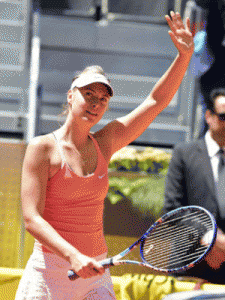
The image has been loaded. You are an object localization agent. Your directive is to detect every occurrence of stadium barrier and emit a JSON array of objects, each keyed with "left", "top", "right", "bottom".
[{"left": 1, "top": 268, "right": 225, "bottom": 300}]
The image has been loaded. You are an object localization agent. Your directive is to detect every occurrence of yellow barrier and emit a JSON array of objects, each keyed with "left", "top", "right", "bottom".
[
  {"left": 0, "top": 142, "right": 25, "bottom": 268},
  {"left": 1, "top": 268, "right": 225, "bottom": 300},
  {"left": 0, "top": 268, "right": 23, "bottom": 300},
  {"left": 0, "top": 141, "right": 34, "bottom": 269},
  {"left": 112, "top": 274, "right": 225, "bottom": 300}
]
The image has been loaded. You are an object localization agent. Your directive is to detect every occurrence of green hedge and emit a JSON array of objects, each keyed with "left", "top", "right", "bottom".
[
  {"left": 104, "top": 147, "right": 171, "bottom": 236},
  {"left": 109, "top": 146, "right": 171, "bottom": 175}
]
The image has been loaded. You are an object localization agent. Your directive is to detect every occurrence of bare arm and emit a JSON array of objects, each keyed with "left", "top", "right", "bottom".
[
  {"left": 100, "top": 12, "right": 194, "bottom": 156},
  {"left": 21, "top": 136, "right": 104, "bottom": 278}
]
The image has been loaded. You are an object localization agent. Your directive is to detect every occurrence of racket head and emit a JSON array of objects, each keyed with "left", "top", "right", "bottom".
[{"left": 140, "top": 206, "right": 217, "bottom": 274}]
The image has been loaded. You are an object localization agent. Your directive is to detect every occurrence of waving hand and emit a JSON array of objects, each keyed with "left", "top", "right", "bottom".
[{"left": 165, "top": 11, "right": 194, "bottom": 56}]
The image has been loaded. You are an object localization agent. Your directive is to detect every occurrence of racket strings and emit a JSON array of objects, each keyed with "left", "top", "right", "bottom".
[
  {"left": 149, "top": 230, "right": 201, "bottom": 250},
  {"left": 149, "top": 211, "right": 211, "bottom": 231},
  {"left": 144, "top": 230, "right": 209, "bottom": 259},
  {"left": 148, "top": 221, "right": 212, "bottom": 247},
  {"left": 143, "top": 238, "right": 208, "bottom": 269},
  {"left": 142, "top": 210, "right": 214, "bottom": 270},
  {"left": 146, "top": 214, "right": 211, "bottom": 244},
  {"left": 145, "top": 213, "right": 212, "bottom": 248},
  {"left": 144, "top": 244, "right": 208, "bottom": 269},
  {"left": 149, "top": 218, "right": 212, "bottom": 240}
]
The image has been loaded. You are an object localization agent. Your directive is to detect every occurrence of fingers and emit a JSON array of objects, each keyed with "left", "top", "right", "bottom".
[
  {"left": 167, "top": 30, "right": 177, "bottom": 47},
  {"left": 165, "top": 12, "right": 184, "bottom": 32},
  {"left": 165, "top": 11, "right": 194, "bottom": 55},
  {"left": 205, "top": 244, "right": 225, "bottom": 270},
  {"left": 165, "top": 11, "right": 191, "bottom": 34},
  {"left": 165, "top": 12, "right": 183, "bottom": 45},
  {"left": 173, "top": 12, "right": 185, "bottom": 30},
  {"left": 76, "top": 261, "right": 105, "bottom": 279},
  {"left": 205, "top": 251, "right": 224, "bottom": 269},
  {"left": 186, "top": 17, "right": 191, "bottom": 32}
]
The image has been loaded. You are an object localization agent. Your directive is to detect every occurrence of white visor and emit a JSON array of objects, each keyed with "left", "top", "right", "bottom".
[{"left": 70, "top": 73, "right": 113, "bottom": 96}]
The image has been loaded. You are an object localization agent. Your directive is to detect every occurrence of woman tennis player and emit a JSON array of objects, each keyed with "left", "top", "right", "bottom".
[{"left": 15, "top": 12, "right": 194, "bottom": 300}]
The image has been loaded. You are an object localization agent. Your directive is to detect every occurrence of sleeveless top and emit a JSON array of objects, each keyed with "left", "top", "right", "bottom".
[{"left": 34, "top": 133, "right": 109, "bottom": 257}]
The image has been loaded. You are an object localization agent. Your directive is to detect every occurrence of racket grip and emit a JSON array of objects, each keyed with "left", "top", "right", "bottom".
[
  {"left": 68, "top": 269, "right": 79, "bottom": 280},
  {"left": 68, "top": 259, "right": 113, "bottom": 281}
]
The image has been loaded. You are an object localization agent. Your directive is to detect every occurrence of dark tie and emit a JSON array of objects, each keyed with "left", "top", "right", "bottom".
[{"left": 217, "top": 149, "right": 225, "bottom": 219}]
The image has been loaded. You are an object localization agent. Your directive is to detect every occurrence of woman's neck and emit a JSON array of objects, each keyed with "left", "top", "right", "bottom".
[{"left": 58, "top": 119, "right": 91, "bottom": 149}]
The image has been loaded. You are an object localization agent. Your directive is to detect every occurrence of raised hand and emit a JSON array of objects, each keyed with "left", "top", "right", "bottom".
[{"left": 165, "top": 11, "right": 194, "bottom": 57}]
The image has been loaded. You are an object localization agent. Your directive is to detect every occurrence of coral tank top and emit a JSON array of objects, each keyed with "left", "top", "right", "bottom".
[{"left": 34, "top": 133, "right": 109, "bottom": 257}]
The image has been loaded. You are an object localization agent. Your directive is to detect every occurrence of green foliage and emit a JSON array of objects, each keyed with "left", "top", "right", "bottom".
[
  {"left": 130, "top": 175, "right": 166, "bottom": 218},
  {"left": 105, "top": 175, "right": 166, "bottom": 236},
  {"left": 108, "top": 175, "right": 166, "bottom": 219},
  {"left": 109, "top": 146, "right": 171, "bottom": 175},
  {"left": 108, "top": 177, "right": 150, "bottom": 204},
  {"left": 107, "top": 146, "right": 171, "bottom": 224}
]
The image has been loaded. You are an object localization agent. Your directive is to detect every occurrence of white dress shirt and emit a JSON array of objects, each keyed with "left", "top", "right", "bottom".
[{"left": 205, "top": 131, "right": 222, "bottom": 183}]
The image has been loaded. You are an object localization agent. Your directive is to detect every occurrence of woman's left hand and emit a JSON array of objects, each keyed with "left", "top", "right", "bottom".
[
  {"left": 165, "top": 11, "right": 194, "bottom": 57},
  {"left": 204, "top": 231, "right": 225, "bottom": 270}
]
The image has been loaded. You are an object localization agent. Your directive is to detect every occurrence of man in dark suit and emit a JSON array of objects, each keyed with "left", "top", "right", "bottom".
[{"left": 163, "top": 88, "right": 225, "bottom": 284}]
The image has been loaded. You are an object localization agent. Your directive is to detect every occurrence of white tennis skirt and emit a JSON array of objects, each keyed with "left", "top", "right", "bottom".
[{"left": 15, "top": 247, "right": 116, "bottom": 300}]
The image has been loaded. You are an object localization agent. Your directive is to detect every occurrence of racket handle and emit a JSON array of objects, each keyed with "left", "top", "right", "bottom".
[
  {"left": 68, "top": 269, "right": 79, "bottom": 280},
  {"left": 68, "top": 259, "right": 113, "bottom": 281}
]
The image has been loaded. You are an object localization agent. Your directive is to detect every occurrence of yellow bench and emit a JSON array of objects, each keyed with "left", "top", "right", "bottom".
[{"left": 1, "top": 268, "right": 225, "bottom": 300}]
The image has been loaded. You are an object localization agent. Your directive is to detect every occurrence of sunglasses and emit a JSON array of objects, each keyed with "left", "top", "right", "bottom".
[{"left": 213, "top": 112, "right": 225, "bottom": 121}]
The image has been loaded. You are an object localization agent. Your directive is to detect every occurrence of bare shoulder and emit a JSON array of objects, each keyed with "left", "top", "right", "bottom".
[
  {"left": 25, "top": 133, "right": 55, "bottom": 163},
  {"left": 93, "top": 121, "right": 118, "bottom": 162}
]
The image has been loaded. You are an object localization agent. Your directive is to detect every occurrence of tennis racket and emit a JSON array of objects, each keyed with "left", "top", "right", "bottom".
[{"left": 68, "top": 206, "right": 217, "bottom": 280}]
